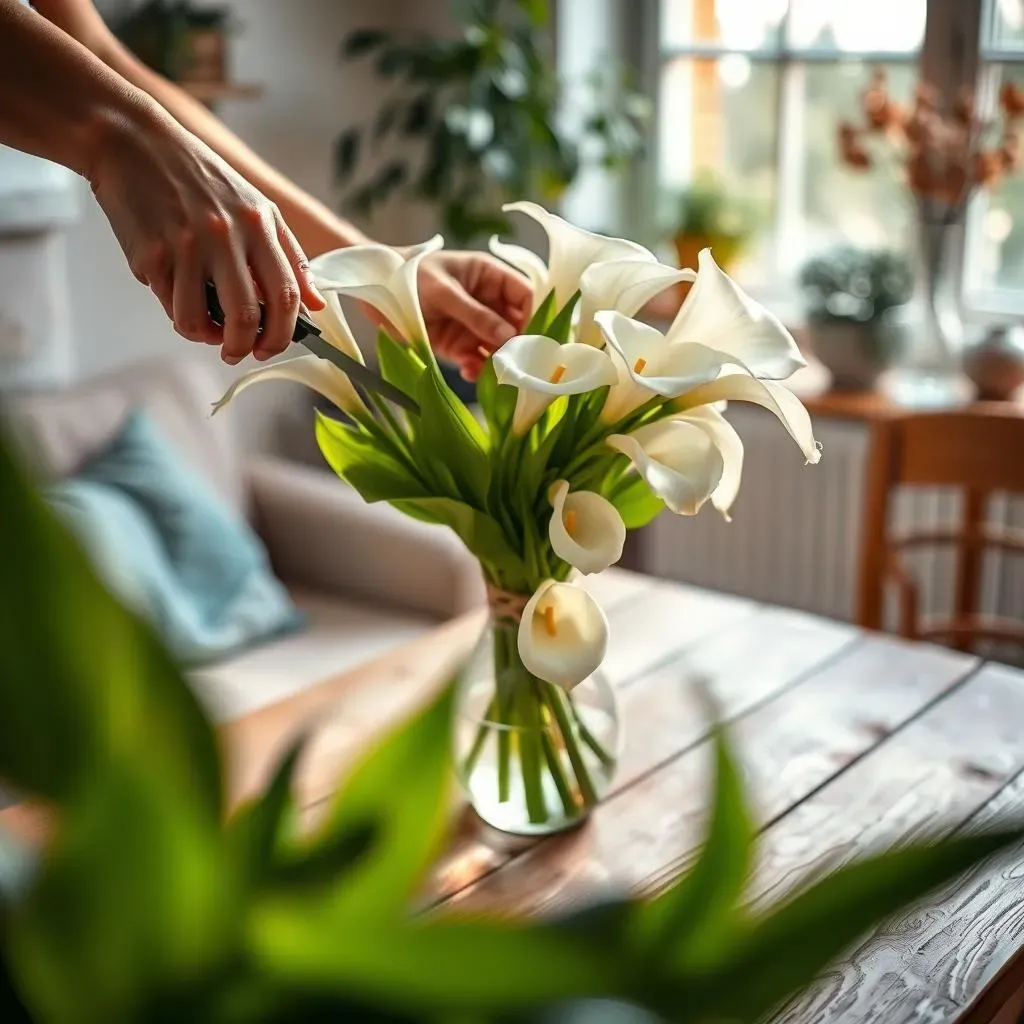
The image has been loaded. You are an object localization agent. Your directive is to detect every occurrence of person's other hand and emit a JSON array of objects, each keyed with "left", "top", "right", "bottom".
[
  {"left": 88, "top": 107, "right": 324, "bottom": 363},
  {"left": 417, "top": 251, "right": 533, "bottom": 381}
]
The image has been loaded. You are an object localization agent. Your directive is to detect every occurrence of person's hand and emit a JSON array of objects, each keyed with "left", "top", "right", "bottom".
[
  {"left": 88, "top": 105, "right": 324, "bottom": 364},
  {"left": 417, "top": 251, "right": 533, "bottom": 381}
]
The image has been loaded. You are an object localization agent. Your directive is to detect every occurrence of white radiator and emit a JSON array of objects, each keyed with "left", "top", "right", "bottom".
[{"left": 644, "top": 406, "right": 1024, "bottom": 662}]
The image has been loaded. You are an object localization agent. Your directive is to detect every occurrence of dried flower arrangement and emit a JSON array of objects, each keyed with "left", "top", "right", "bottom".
[{"left": 839, "top": 69, "right": 1024, "bottom": 218}]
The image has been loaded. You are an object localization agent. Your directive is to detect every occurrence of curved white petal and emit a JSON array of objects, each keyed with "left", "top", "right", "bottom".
[
  {"left": 488, "top": 235, "right": 549, "bottom": 309},
  {"left": 308, "top": 293, "right": 363, "bottom": 363},
  {"left": 577, "top": 259, "right": 693, "bottom": 347},
  {"left": 310, "top": 243, "right": 402, "bottom": 290},
  {"left": 666, "top": 249, "right": 805, "bottom": 380},
  {"left": 596, "top": 311, "right": 730, "bottom": 423},
  {"left": 679, "top": 373, "right": 822, "bottom": 465},
  {"left": 547, "top": 479, "right": 626, "bottom": 575},
  {"left": 493, "top": 334, "right": 618, "bottom": 432},
  {"left": 211, "top": 354, "right": 365, "bottom": 418},
  {"left": 394, "top": 234, "right": 444, "bottom": 342},
  {"left": 503, "top": 200, "right": 653, "bottom": 308},
  {"left": 673, "top": 406, "right": 744, "bottom": 519},
  {"left": 607, "top": 419, "right": 724, "bottom": 516},
  {"left": 517, "top": 579, "right": 609, "bottom": 691}
]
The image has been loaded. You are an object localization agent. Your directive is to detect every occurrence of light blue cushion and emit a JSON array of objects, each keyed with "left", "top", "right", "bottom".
[{"left": 45, "top": 408, "right": 303, "bottom": 667}]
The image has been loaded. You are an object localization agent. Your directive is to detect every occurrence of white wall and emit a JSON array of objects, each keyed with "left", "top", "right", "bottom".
[{"left": 67, "top": 0, "right": 448, "bottom": 454}]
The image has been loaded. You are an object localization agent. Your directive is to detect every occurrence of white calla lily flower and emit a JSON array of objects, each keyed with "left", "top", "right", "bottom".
[
  {"left": 517, "top": 579, "right": 609, "bottom": 690},
  {"left": 671, "top": 406, "right": 744, "bottom": 520},
  {"left": 595, "top": 311, "right": 727, "bottom": 423},
  {"left": 547, "top": 479, "right": 626, "bottom": 575},
  {"left": 487, "top": 236, "right": 549, "bottom": 311},
  {"left": 667, "top": 248, "right": 804, "bottom": 380},
  {"left": 577, "top": 259, "right": 693, "bottom": 348},
  {"left": 492, "top": 334, "right": 618, "bottom": 434},
  {"left": 607, "top": 419, "right": 725, "bottom": 516},
  {"left": 310, "top": 235, "right": 443, "bottom": 345},
  {"left": 307, "top": 292, "right": 363, "bottom": 363},
  {"left": 211, "top": 354, "right": 365, "bottom": 419},
  {"left": 675, "top": 372, "right": 822, "bottom": 466},
  {"left": 497, "top": 201, "right": 652, "bottom": 309}
]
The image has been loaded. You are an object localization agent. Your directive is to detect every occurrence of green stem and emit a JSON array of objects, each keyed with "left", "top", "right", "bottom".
[
  {"left": 517, "top": 681, "right": 547, "bottom": 824},
  {"left": 535, "top": 680, "right": 578, "bottom": 817},
  {"left": 460, "top": 695, "right": 495, "bottom": 782},
  {"left": 540, "top": 683, "right": 599, "bottom": 808},
  {"left": 496, "top": 628, "right": 512, "bottom": 804},
  {"left": 576, "top": 713, "right": 615, "bottom": 770}
]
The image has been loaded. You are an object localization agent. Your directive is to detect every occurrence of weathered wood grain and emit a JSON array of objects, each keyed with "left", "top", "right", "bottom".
[
  {"left": 441, "top": 634, "right": 978, "bottom": 917},
  {"left": 753, "top": 663, "right": 1024, "bottom": 1024}
]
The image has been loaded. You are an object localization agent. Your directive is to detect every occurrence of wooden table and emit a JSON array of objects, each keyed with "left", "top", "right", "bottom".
[{"left": 5, "top": 568, "right": 1024, "bottom": 1023}]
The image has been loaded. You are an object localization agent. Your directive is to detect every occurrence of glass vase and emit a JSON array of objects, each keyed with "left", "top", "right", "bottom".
[
  {"left": 452, "top": 600, "right": 621, "bottom": 837},
  {"left": 886, "top": 198, "right": 971, "bottom": 408}
]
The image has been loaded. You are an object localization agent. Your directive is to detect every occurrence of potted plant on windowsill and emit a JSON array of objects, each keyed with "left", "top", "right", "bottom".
[
  {"left": 799, "top": 245, "right": 914, "bottom": 392},
  {"left": 670, "top": 173, "right": 754, "bottom": 295}
]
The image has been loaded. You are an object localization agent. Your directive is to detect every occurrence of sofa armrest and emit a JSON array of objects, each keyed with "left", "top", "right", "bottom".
[{"left": 245, "top": 456, "right": 485, "bottom": 619}]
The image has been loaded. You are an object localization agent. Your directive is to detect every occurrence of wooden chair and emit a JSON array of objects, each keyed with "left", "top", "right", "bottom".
[{"left": 856, "top": 404, "right": 1024, "bottom": 652}]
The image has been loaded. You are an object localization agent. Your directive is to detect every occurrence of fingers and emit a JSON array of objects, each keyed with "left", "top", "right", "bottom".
[
  {"left": 274, "top": 210, "right": 324, "bottom": 311},
  {"left": 171, "top": 230, "right": 220, "bottom": 345},
  {"left": 211, "top": 242, "right": 261, "bottom": 365},
  {"left": 248, "top": 220, "right": 300, "bottom": 362},
  {"left": 434, "top": 279, "right": 518, "bottom": 353}
]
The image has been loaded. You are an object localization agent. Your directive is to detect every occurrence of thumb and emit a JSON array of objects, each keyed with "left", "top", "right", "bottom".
[{"left": 436, "top": 282, "right": 518, "bottom": 348}]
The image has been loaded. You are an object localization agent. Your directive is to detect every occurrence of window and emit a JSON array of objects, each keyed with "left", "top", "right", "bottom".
[{"left": 648, "top": 0, "right": 1024, "bottom": 316}]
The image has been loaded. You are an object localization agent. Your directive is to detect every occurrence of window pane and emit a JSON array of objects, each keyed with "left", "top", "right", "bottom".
[
  {"left": 988, "top": 0, "right": 1024, "bottom": 50},
  {"left": 969, "top": 63, "right": 1024, "bottom": 292},
  {"left": 801, "top": 62, "right": 917, "bottom": 253},
  {"left": 657, "top": 57, "right": 778, "bottom": 286},
  {"left": 787, "top": 0, "right": 925, "bottom": 52},
  {"left": 660, "top": 0, "right": 784, "bottom": 51}
]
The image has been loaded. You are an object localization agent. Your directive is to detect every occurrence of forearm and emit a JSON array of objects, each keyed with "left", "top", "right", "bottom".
[
  {"left": 0, "top": 0, "right": 160, "bottom": 180},
  {"left": 89, "top": 25, "right": 371, "bottom": 255}
]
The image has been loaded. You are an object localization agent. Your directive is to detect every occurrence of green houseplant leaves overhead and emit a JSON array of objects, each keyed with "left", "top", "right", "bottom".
[
  {"left": 0, "top": 423, "right": 1023, "bottom": 1023},
  {"left": 334, "top": 0, "right": 650, "bottom": 245}
]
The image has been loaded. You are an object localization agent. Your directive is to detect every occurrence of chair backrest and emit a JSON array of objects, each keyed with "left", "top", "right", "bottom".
[
  {"left": 856, "top": 404, "right": 1024, "bottom": 652},
  {"left": 1, "top": 355, "right": 247, "bottom": 513}
]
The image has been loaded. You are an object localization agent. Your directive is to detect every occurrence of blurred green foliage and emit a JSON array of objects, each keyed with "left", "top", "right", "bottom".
[
  {"left": 0, "top": 419, "right": 1021, "bottom": 1023},
  {"left": 799, "top": 245, "right": 915, "bottom": 324},
  {"left": 671, "top": 172, "right": 758, "bottom": 242},
  {"left": 334, "top": 0, "right": 650, "bottom": 245}
]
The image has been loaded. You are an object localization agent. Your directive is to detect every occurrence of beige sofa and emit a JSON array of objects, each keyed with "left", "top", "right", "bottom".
[{"left": 3, "top": 356, "right": 484, "bottom": 723}]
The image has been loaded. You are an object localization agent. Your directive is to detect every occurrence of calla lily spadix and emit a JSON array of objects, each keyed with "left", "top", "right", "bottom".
[
  {"left": 547, "top": 479, "right": 626, "bottom": 575},
  {"left": 607, "top": 419, "right": 725, "bottom": 517},
  {"left": 490, "top": 201, "right": 655, "bottom": 311},
  {"left": 211, "top": 353, "right": 366, "bottom": 419},
  {"left": 517, "top": 579, "right": 609, "bottom": 691},
  {"left": 310, "top": 235, "right": 443, "bottom": 346},
  {"left": 595, "top": 311, "right": 730, "bottom": 423},
  {"left": 492, "top": 334, "right": 618, "bottom": 435},
  {"left": 577, "top": 259, "right": 693, "bottom": 348}
]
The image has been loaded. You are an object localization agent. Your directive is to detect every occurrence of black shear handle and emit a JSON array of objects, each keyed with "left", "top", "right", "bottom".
[{"left": 204, "top": 281, "right": 319, "bottom": 342}]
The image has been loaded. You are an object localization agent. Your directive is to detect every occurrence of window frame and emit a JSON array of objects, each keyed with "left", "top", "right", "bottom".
[{"left": 631, "top": 0, "right": 1024, "bottom": 323}]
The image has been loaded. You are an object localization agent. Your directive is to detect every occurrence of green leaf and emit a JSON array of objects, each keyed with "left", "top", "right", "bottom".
[
  {"left": 334, "top": 129, "right": 360, "bottom": 183},
  {"left": 391, "top": 497, "right": 526, "bottom": 586},
  {"left": 636, "top": 708, "right": 754, "bottom": 968},
  {"left": 268, "top": 820, "right": 378, "bottom": 894},
  {"left": 0, "top": 434, "right": 222, "bottom": 818},
  {"left": 315, "top": 413, "right": 426, "bottom": 503},
  {"left": 402, "top": 93, "right": 433, "bottom": 136},
  {"left": 416, "top": 370, "right": 491, "bottom": 506},
  {"left": 8, "top": 760, "right": 234, "bottom": 1024},
  {"left": 547, "top": 289, "right": 580, "bottom": 343},
  {"left": 475, "top": 356, "right": 517, "bottom": 438},
  {"left": 607, "top": 472, "right": 665, "bottom": 530},
  {"left": 372, "top": 98, "right": 402, "bottom": 144},
  {"left": 689, "top": 826, "right": 1024, "bottom": 1022},
  {"left": 341, "top": 29, "right": 389, "bottom": 59},
  {"left": 375, "top": 331, "right": 425, "bottom": 403},
  {"left": 299, "top": 684, "right": 457, "bottom": 919},
  {"left": 250, "top": 914, "right": 623, "bottom": 1015},
  {"left": 524, "top": 289, "right": 555, "bottom": 335}
]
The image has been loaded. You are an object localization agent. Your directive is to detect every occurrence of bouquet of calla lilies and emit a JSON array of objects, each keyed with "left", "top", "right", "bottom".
[{"left": 215, "top": 201, "right": 820, "bottom": 830}]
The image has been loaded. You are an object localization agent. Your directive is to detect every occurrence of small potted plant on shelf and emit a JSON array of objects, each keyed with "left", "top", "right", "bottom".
[
  {"left": 799, "top": 245, "right": 914, "bottom": 391},
  {"left": 671, "top": 172, "right": 755, "bottom": 289}
]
